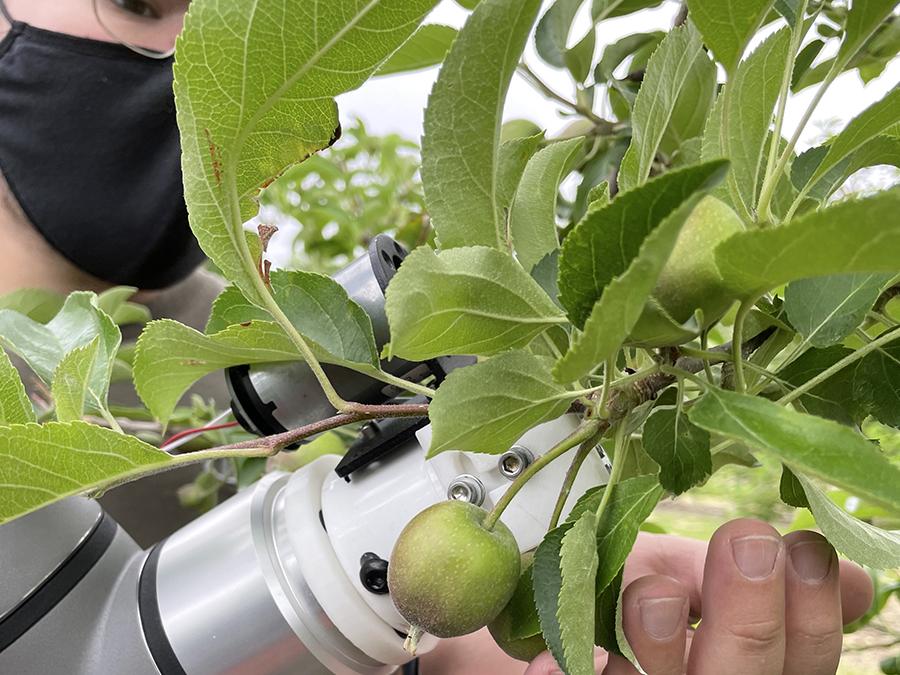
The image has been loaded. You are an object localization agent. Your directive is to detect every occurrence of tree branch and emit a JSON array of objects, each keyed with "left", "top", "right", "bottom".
[
  {"left": 604, "top": 327, "right": 776, "bottom": 426},
  {"left": 517, "top": 62, "right": 615, "bottom": 129},
  {"left": 208, "top": 402, "right": 429, "bottom": 453}
]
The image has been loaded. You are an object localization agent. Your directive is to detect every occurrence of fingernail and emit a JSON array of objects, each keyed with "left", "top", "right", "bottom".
[
  {"left": 789, "top": 539, "right": 833, "bottom": 583},
  {"left": 731, "top": 535, "right": 781, "bottom": 579},
  {"left": 639, "top": 596, "right": 686, "bottom": 640}
]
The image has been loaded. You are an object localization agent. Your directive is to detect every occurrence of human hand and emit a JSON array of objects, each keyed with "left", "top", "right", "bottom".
[{"left": 525, "top": 518, "right": 874, "bottom": 675}]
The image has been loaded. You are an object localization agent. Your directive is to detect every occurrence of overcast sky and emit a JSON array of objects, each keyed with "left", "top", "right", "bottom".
[{"left": 337, "top": 0, "right": 900, "bottom": 152}]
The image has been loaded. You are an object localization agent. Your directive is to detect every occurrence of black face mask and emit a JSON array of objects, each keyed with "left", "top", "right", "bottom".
[{"left": 0, "top": 5, "right": 204, "bottom": 289}]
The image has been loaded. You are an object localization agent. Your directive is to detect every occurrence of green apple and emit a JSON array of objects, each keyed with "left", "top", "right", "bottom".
[
  {"left": 388, "top": 500, "right": 520, "bottom": 638},
  {"left": 500, "top": 119, "right": 542, "bottom": 144},
  {"left": 488, "top": 552, "right": 547, "bottom": 662},
  {"left": 652, "top": 195, "right": 745, "bottom": 325}
]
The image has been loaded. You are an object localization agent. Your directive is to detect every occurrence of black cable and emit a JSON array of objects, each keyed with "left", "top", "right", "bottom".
[{"left": 402, "top": 657, "right": 420, "bottom": 675}]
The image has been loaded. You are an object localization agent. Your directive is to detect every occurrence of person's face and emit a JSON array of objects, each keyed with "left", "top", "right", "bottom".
[{"left": 4, "top": 0, "right": 188, "bottom": 57}]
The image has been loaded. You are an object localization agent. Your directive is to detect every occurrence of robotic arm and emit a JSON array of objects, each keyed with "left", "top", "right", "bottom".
[{"left": 0, "top": 237, "right": 610, "bottom": 675}]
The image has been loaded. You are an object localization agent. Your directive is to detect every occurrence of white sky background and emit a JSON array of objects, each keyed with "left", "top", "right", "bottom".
[{"left": 337, "top": 0, "right": 900, "bottom": 152}]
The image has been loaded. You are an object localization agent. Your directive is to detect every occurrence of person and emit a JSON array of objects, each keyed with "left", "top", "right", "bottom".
[
  {"left": 0, "top": 2, "right": 875, "bottom": 673},
  {"left": 0, "top": 0, "right": 226, "bottom": 545},
  {"left": 420, "top": 519, "right": 875, "bottom": 674}
]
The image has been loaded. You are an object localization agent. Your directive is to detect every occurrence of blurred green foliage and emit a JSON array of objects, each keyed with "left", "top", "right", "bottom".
[{"left": 259, "top": 119, "right": 429, "bottom": 274}]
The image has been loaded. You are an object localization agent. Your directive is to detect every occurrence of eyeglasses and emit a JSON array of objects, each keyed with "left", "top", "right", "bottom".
[{"left": 92, "top": 0, "right": 189, "bottom": 59}]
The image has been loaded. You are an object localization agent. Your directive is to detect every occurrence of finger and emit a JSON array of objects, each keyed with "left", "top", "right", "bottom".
[
  {"left": 838, "top": 559, "right": 875, "bottom": 625},
  {"left": 620, "top": 575, "right": 689, "bottom": 675},
  {"left": 602, "top": 654, "right": 640, "bottom": 674},
  {"left": 687, "top": 519, "right": 786, "bottom": 675},
  {"left": 419, "top": 627, "right": 524, "bottom": 674},
  {"left": 624, "top": 532, "right": 706, "bottom": 618},
  {"left": 523, "top": 651, "right": 558, "bottom": 675},
  {"left": 523, "top": 649, "right": 609, "bottom": 674},
  {"left": 781, "top": 531, "right": 842, "bottom": 675}
]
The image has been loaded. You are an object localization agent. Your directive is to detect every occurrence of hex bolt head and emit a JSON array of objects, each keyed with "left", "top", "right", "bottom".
[
  {"left": 359, "top": 552, "right": 390, "bottom": 594},
  {"left": 447, "top": 474, "right": 486, "bottom": 506},
  {"left": 498, "top": 445, "right": 534, "bottom": 480}
]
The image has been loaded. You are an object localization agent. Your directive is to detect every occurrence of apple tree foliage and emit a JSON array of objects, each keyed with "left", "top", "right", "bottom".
[{"left": 1, "top": 0, "right": 899, "bottom": 671}]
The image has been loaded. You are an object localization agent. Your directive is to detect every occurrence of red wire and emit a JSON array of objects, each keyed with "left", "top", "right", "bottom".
[{"left": 160, "top": 421, "right": 239, "bottom": 449}]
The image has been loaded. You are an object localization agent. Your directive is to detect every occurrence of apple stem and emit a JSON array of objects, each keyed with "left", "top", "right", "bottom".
[{"left": 403, "top": 625, "right": 424, "bottom": 655}]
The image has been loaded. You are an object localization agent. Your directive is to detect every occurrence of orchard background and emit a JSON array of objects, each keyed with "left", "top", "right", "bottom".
[{"left": 0, "top": 0, "right": 898, "bottom": 673}]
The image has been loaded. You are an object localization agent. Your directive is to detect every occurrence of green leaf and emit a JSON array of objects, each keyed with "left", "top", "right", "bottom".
[
  {"left": 0, "top": 421, "right": 173, "bottom": 524},
  {"left": 592, "top": 0, "right": 665, "bottom": 20},
  {"left": 627, "top": 298, "right": 701, "bottom": 348},
  {"left": 804, "top": 87, "right": 900, "bottom": 192},
  {"left": 618, "top": 24, "right": 706, "bottom": 191},
  {"left": 134, "top": 319, "right": 301, "bottom": 423},
  {"left": 427, "top": 351, "right": 577, "bottom": 456},
  {"left": 531, "top": 251, "right": 563, "bottom": 308},
  {"left": 497, "top": 133, "right": 545, "bottom": 214},
  {"left": 510, "top": 138, "right": 583, "bottom": 272},
  {"left": 785, "top": 273, "right": 892, "bottom": 348},
  {"left": 385, "top": 246, "right": 566, "bottom": 361},
  {"left": 594, "top": 32, "right": 664, "bottom": 82},
  {"left": 507, "top": 555, "right": 543, "bottom": 641},
  {"left": 0, "top": 312, "right": 61, "bottom": 383},
  {"left": 779, "top": 465, "right": 809, "bottom": 507},
  {"left": 777, "top": 346, "right": 864, "bottom": 425},
  {"left": 536, "top": 0, "right": 584, "bottom": 68},
  {"left": 51, "top": 339, "right": 100, "bottom": 423},
  {"left": 558, "top": 510, "right": 600, "bottom": 675},
  {"left": 594, "top": 569, "right": 623, "bottom": 653},
  {"left": 837, "top": 0, "right": 897, "bottom": 67},
  {"left": 558, "top": 160, "right": 729, "bottom": 328},
  {"left": 686, "top": 0, "right": 776, "bottom": 75},
  {"left": 96, "top": 286, "right": 136, "bottom": 315},
  {"left": 204, "top": 270, "right": 378, "bottom": 367},
  {"left": 421, "top": 0, "right": 542, "bottom": 249},
  {"left": 206, "top": 285, "right": 270, "bottom": 334},
  {"left": 376, "top": 24, "right": 458, "bottom": 76},
  {"left": 581, "top": 475, "right": 664, "bottom": 592},
  {"left": 718, "top": 28, "right": 792, "bottom": 221},
  {"left": 643, "top": 402, "right": 711, "bottom": 495},
  {"left": 0, "top": 288, "right": 64, "bottom": 323},
  {"left": 855, "top": 336, "right": 900, "bottom": 428},
  {"left": 96, "top": 286, "right": 152, "bottom": 326},
  {"left": 0, "top": 293, "right": 121, "bottom": 413},
  {"left": 659, "top": 43, "right": 717, "bottom": 157},
  {"left": 267, "top": 271, "right": 379, "bottom": 367},
  {"left": 791, "top": 39, "right": 825, "bottom": 90},
  {"left": 688, "top": 388, "right": 900, "bottom": 512},
  {"left": 797, "top": 474, "right": 900, "bottom": 569},
  {"left": 715, "top": 189, "right": 900, "bottom": 295},
  {"left": 565, "top": 28, "right": 597, "bottom": 82},
  {"left": 774, "top": 0, "right": 800, "bottom": 26},
  {"left": 0, "top": 349, "right": 34, "bottom": 425},
  {"left": 792, "top": 134, "right": 900, "bottom": 203},
  {"left": 534, "top": 523, "right": 573, "bottom": 672},
  {"left": 174, "top": 0, "right": 437, "bottom": 306}
]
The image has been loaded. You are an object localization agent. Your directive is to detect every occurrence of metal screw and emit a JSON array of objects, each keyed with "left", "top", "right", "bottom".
[
  {"left": 447, "top": 474, "right": 485, "bottom": 506},
  {"left": 360, "top": 422, "right": 380, "bottom": 440},
  {"left": 359, "top": 552, "right": 389, "bottom": 594},
  {"left": 498, "top": 445, "right": 534, "bottom": 480}
]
